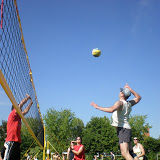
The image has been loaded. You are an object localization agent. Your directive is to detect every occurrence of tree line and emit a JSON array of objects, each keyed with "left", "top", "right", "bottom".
[{"left": 0, "top": 107, "right": 160, "bottom": 159}]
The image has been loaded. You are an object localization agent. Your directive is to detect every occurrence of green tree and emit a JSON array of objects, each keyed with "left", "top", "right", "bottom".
[
  {"left": 143, "top": 136, "right": 160, "bottom": 159},
  {"left": 129, "top": 114, "right": 160, "bottom": 159},
  {"left": 43, "top": 108, "right": 84, "bottom": 154},
  {"left": 21, "top": 122, "right": 38, "bottom": 159},
  {"left": 129, "top": 115, "right": 151, "bottom": 141},
  {"left": 83, "top": 116, "right": 119, "bottom": 158},
  {"left": 20, "top": 117, "right": 44, "bottom": 159},
  {"left": 0, "top": 120, "right": 7, "bottom": 147}
]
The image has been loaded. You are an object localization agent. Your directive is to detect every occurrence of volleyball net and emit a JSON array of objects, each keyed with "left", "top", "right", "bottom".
[{"left": 0, "top": 0, "right": 44, "bottom": 148}]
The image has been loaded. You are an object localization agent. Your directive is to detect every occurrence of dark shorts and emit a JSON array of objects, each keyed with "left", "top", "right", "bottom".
[
  {"left": 70, "top": 150, "right": 74, "bottom": 160},
  {"left": 4, "top": 141, "right": 20, "bottom": 160},
  {"left": 1, "top": 146, "right": 6, "bottom": 159},
  {"left": 117, "top": 127, "right": 132, "bottom": 144}
]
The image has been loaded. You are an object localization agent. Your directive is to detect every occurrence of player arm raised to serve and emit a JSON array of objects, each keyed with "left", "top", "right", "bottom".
[
  {"left": 90, "top": 101, "right": 123, "bottom": 113},
  {"left": 71, "top": 145, "right": 84, "bottom": 156},
  {"left": 124, "top": 83, "right": 141, "bottom": 106}
]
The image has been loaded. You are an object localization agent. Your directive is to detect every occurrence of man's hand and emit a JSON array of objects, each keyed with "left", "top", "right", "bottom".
[
  {"left": 70, "top": 145, "right": 74, "bottom": 150},
  {"left": 124, "top": 83, "right": 131, "bottom": 91},
  {"left": 90, "top": 102, "right": 99, "bottom": 109},
  {"left": 26, "top": 93, "right": 31, "bottom": 100},
  {"left": 18, "top": 93, "right": 32, "bottom": 110},
  {"left": 125, "top": 83, "right": 141, "bottom": 105}
]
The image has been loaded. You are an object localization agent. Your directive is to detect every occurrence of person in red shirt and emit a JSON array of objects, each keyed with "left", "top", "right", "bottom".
[
  {"left": 70, "top": 137, "right": 85, "bottom": 160},
  {"left": 4, "top": 93, "right": 33, "bottom": 160}
]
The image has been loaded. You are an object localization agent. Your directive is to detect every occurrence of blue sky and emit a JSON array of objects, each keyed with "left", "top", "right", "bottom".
[{"left": 0, "top": 0, "right": 160, "bottom": 139}]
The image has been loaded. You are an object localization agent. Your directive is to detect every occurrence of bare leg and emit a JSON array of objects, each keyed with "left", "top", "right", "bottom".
[
  {"left": 120, "top": 142, "right": 134, "bottom": 160},
  {"left": 129, "top": 141, "right": 139, "bottom": 160}
]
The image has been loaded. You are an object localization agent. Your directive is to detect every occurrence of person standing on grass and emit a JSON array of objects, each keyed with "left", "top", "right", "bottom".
[
  {"left": 70, "top": 137, "right": 85, "bottom": 160},
  {"left": 4, "top": 94, "right": 33, "bottom": 160}
]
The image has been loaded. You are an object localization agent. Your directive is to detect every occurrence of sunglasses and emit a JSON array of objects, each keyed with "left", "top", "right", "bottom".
[
  {"left": 133, "top": 138, "right": 138, "bottom": 140},
  {"left": 120, "top": 88, "right": 124, "bottom": 93}
]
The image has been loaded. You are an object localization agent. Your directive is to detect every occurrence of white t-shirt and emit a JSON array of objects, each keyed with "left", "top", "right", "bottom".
[
  {"left": 27, "top": 155, "right": 31, "bottom": 160},
  {"left": 133, "top": 143, "right": 144, "bottom": 160},
  {"left": 111, "top": 100, "right": 132, "bottom": 129}
]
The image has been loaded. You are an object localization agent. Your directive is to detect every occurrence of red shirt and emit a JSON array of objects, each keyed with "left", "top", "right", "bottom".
[
  {"left": 74, "top": 144, "right": 85, "bottom": 160},
  {"left": 6, "top": 109, "right": 22, "bottom": 143}
]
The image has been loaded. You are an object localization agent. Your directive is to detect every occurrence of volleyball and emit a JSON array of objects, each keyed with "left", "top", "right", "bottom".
[{"left": 92, "top": 48, "right": 101, "bottom": 57}]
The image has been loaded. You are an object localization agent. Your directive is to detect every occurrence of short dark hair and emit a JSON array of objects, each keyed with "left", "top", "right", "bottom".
[
  {"left": 77, "top": 136, "right": 82, "bottom": 143},
  {"left": 11, "top": 105, "right": 14, "bottom": 111},
  {"left": 11, "top": 103, "right": 20, "bottom": 111}
]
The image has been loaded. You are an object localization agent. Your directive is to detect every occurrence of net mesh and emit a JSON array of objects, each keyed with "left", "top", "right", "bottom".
[{"left": 0, "top": 0, "right": 44, "bottom": 147}]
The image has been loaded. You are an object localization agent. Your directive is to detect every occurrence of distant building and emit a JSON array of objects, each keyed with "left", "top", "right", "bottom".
[{"left": 144, "top": 128, "right": 150, "bottom": 137}]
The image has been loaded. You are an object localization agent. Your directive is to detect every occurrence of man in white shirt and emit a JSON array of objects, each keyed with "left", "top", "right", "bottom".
[{"left": 90, "top": 84, "right": 141, "bottom": 160}]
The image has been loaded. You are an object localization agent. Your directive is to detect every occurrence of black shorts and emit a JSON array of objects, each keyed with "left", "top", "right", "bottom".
[
  {"left": 1, "top": 146, "right": 6, "bottom": 159},
  {"left": 4, "top": 141, "right": 20, "bottom": 160},
  {"left": 117, "top": 127, "right": 132, "bottom": 144}
]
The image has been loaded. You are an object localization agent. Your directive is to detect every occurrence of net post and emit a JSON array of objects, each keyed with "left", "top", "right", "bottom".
[
  {"left": 43, "top": 126, "right": 46, "bottom": 160},
  {"left": 47, "top": 141, "right": 50, "bottom": 160}
]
